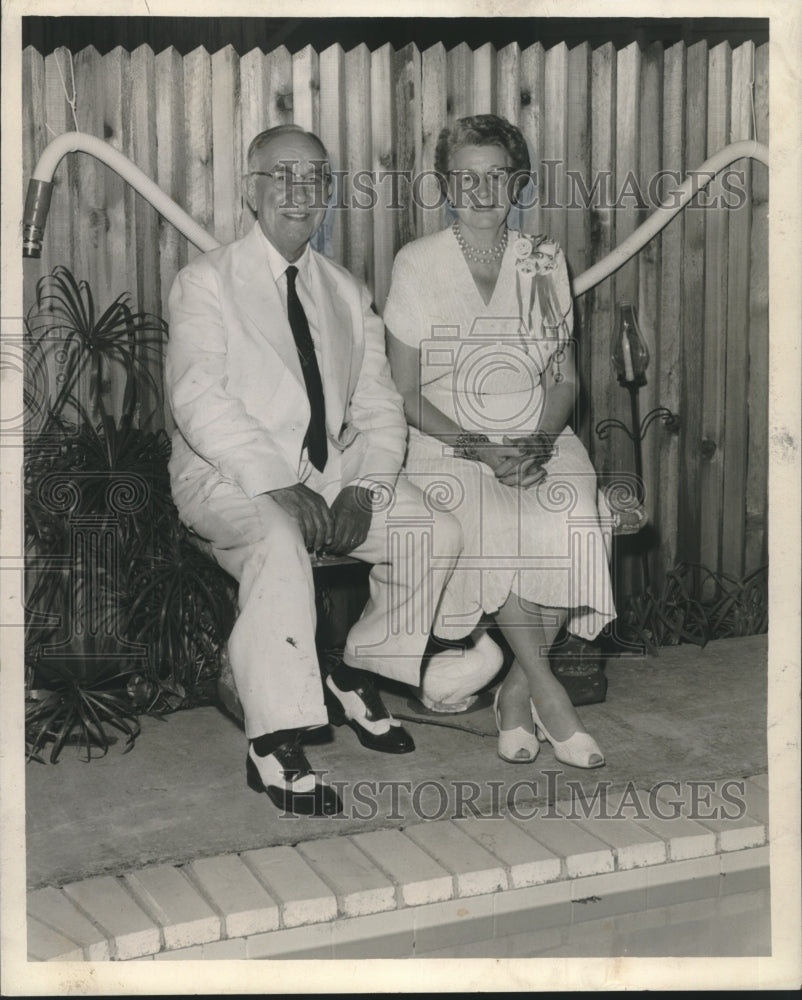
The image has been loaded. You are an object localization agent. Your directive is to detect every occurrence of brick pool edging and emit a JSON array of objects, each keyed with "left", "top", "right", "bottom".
[{"left": 26, "top": 775, "right": 770, "bottom": 961}]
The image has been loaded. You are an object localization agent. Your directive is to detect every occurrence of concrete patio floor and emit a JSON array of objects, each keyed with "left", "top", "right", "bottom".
[
  {"left": 26, "top": 633, "right": 769, "bottom": 890},
  {"left": 17, "top": 631, "right": 789, "bottom": 977}
]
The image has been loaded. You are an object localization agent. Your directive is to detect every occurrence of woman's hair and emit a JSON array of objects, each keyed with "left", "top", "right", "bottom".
[{"left": 434, "top": 114, "right": 531, "bottom": 197}]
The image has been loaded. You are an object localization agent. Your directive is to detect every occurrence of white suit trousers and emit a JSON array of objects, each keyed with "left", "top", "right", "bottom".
[{"left": 179, "top": 470, "right": 463, "bottom": 738}]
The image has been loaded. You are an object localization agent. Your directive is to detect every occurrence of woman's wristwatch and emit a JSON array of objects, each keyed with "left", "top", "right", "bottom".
[{"left": 453, "top": 432, "right": 491, "bottom": 461}]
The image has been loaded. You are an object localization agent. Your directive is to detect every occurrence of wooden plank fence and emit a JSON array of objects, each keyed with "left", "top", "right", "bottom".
[{"left": 21, "top": 39, "right": 769, "bottom": 587}]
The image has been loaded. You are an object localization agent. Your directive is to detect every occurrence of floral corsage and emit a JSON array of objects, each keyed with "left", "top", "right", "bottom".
[{"left": 514, "top": 233, "right": 571, "bottom": 382}]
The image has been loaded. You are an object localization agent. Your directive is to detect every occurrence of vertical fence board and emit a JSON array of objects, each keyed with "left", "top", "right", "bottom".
[
  {"left": 721, "top": 41, "right": 755, "bottom": 580},
  {"left": 420, "top": 43, "right": 447, "bottom": 239},
  {"left": 129, "top": 44, "right": 162, "bottom": 428},
  {"left": 518, "top": 42, "right": 545, "bottom": 237},
  {"left": 211, "top": 46, "right": 242, "bottom": 248},
  {"left": 292, "top": 45, "right": 320, "bottom": 134},
  {"left": 585, "top": 40, "right": 624, "bottom": 626},
  {"left": 22, "top": 48, "right": 47, "bottom": 306},
  {"left": 447, "top": 43, "right": 473, "bottom": 124},
  {"left": 265, "top": 45, "right": 293, "bottom": 129},
  {"left": 155, "top": 47, "right": 187, "bottom": 335},
  {"left": 393, "top": 43, "right": 423, "bottom": 253},
  {"left": 656, "top": 41, "right": 686, "bottom": 577},
  {"left": 344, "top": 45, "right": 373, "bottom": 288},
  {"left": 319, "top": 44, "right": 347, "bottom": 264},
  {"left": 496, "top": 43, "right": 521, "bottom": 128},
  {"left": 541, "top": 43, "right": 568, "bottom": 250},
  {"left": 238, "top": 49, "right": 265, "bottom": 176},
  {"left": 183, "top": 47, "right": 214, "bottom": 263},
  {"left": 68, "top": 45, "right": 107, "bottom": 422},
  {"left": 22, "top": 48, "right": 43, "bottom": 203},
  {"left": 103, "top": 48, "right": 136, "bottom": 325},
  {"left": 613, "top": 42, "right": 642, "bottom": 305},
  {"left": 587, "top": 43, "right": 617, "bottom": 479},
  {"left": 43, "top": 48, "right": 75, "bottom": 281},
  {"left": 238, "top": 49, "right": 264, "bottom": 238},
  {"left": 677, "top": 40, "right": 708, "bottom": 567},
  {"left": 472, "top": 42, "right": 496, "bottom": 115},
  {"left": 565, "top": 42, "right": 592, "bottom": 445},
  {"left": 744, "top": 42, "right": 769, "bottom": 575},
  {"left": 636, "top": 42, "right": 664, "bottom": 584},
  {"left": 565, "top": 43, "right": 591, "bottom": 275},
  {"left": 23, "top": 46, "right": 57, "bottom": 425},
  {"left": 70, "top": 45, "right": 103, "bottom": 293},
  {"left": 698, "top": 42, "right": 731, "bottom": 587},
  {"left": 611, "top": 41, "right": 643, "bottom": 597},
  {"left": 65, "top": 46, "right": 112, "bottom": 424},
  {"left": 370, "top": 44, "right": 394, "bottom": 311}
]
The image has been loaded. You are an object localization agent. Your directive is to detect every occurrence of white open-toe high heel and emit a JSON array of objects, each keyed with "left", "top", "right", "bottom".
[
  {"left": 530, "top": 701, "right": 605, "bottom": 769},
  {"left": 494, "top": 688, "right": 539, "bottom": 764}
]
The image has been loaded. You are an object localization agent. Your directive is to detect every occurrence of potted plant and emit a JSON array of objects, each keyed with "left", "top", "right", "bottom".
[{"left": 24, "top": 266, "right": 236, "bottom": 762}]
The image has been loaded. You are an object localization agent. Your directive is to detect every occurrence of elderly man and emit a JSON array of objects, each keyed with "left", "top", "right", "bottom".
[{"left": 165, "top": 124, "right": 478, "bottom": 817}]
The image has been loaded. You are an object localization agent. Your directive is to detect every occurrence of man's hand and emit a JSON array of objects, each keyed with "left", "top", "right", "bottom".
[
  {"left": 329, "top": 485, "right": 373, "bottom": 554},
  {"left": 266, "top": 483, "right": 334, "bottom": 552}
]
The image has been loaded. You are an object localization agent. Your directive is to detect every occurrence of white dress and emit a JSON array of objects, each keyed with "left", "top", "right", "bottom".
[{"left": 383, "top": 227, "right": 616, "bottom": 642}]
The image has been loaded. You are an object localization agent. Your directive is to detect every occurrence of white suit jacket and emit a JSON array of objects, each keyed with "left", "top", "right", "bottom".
[{"left": 165, "top": 224, "right": 407, "bottom": 511}]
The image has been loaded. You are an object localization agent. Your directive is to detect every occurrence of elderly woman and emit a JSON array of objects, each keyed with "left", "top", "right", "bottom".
[{"left": 384, "top": 114, "right": 616, "bottom": 768}]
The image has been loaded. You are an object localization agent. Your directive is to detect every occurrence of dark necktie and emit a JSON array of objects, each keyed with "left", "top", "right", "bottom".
[{"left": 285, "top": 265, "right": 328, "bottom": 472}]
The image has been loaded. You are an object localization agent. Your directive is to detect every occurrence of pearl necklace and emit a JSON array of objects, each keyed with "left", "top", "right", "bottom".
[{"left": 452, "top": 221, "right": 508, "bottom": 263}]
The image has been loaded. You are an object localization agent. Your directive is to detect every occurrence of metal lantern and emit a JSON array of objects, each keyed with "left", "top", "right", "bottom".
[
  {"left": 597, "top": 301, "right": 680, "bottom": 594},
  {"left": 611, "top": 302, "right": 650, "bottom": 387}
]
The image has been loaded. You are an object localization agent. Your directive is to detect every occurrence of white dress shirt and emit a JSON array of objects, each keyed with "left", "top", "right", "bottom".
[
  {"left": 256, "top": 224, "right": 322, "bottom": 359},
  {"left": 252, "top": 225, "right": 382, "bottom": 501},
  {"left": 255, "top": 225, "right": 331, "bottom": 485}
]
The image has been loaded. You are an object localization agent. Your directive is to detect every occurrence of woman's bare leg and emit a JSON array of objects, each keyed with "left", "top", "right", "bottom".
[{"left": 494, "top": 594, "right": 587, "bottom": 740}]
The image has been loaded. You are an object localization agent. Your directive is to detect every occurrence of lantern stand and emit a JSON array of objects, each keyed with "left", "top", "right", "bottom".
[{"left": 595, "top": 303, "right": 680, "bottom": 593}]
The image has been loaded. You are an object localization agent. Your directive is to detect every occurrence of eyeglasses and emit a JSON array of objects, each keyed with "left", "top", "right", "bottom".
[
  {"left": 248, "top": 168, "right": 332, "bottom": 193},
  {"left": 447, "top": 169, "right": 514, "bottom": 187}
]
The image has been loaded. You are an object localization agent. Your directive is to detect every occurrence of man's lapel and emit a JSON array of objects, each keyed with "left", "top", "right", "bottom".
[
  {"left": 230, "top": 226, "right": 305, "bottom": 389},
  {"left": 308, "top": 253, "right": 356, "bottom": 437},
  {"left": 230, "top": 227, "right": 357, "bottom": 438}
]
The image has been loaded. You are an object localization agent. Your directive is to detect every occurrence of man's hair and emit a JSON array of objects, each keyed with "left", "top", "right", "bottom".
[
  {"left": 247, "top": 125, "right": 329, "bottom": 170},
  {"left": 434, "top": 114, "right": 531, "bottom": 198}
]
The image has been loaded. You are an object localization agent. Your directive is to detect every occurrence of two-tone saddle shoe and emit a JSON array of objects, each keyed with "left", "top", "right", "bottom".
[
  {"left": 246, "top": 742, "right": 342, "bottom": 816},
  {"left": 324, "top": 665, "right": 415, "bottom": 754}
]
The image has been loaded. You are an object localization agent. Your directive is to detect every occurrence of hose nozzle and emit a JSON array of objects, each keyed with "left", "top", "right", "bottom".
[{"left": 22, "top": 179, "right": 53, "bottom": 258}]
